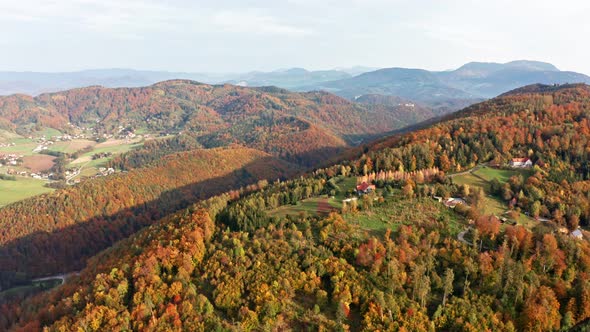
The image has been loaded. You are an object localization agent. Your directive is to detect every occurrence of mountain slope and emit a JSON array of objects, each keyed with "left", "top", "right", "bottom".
[
  {"left": 304, "top": 67, "right": 477, "bottom": 102},
  {"left": 0, "top": 147, "right": 299, "bottom": 284},
  {"left": 0, "top": 80, "right": 439, "bottom": 166},
  {"left": 440, "top": 61, "right": 590, "bottom": 97},
  {"left": 4, "top": 84, "right": 590, "bottom": 331}
]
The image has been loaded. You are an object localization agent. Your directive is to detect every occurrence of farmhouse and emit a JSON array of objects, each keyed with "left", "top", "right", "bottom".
[
  {"left": 509, "top": 158, "right": 533, "bottom": 168},
  {"left": 444, "top": 198, "right": 465, "bottom": 208},
  {"left": 571, "top": 229, "right": 584, "bottom": 240},
  {"left": 356, "top": 182, "right": 376, "bottom": 195}
]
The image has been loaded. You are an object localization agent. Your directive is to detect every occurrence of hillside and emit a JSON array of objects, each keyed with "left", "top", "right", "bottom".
[
  {"left": 308, "top": 67, "right": 477, "bottom": 102},
  {"left": 0, "top": 80, "right": 434, "bottom": 167},
  {"left": 364, "top": 83, "right": 590, "bottom": 226},
  {"left": 3, "top": 83, "right": 590, "bottom": 331},
  {"left": 0, "top": 147, "right": 299, "bottom": 286},
  {"left": 304, "top": 60, "right": 590, "bottom": 110}
]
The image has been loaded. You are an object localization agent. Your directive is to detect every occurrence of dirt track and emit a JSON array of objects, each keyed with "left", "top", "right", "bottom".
[{"left": 317, "top": 198, "right": 336, "bottom": 215}]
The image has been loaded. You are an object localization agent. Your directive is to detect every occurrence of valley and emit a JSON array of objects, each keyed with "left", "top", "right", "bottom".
[{"left": 0, "top": 127, "right": 147, "bottom": 205}]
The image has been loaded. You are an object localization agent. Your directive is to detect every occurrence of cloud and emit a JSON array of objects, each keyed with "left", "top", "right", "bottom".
[
  {"left": 211, "top": 10, "right": 312, "bottom": 37},
  {"left": 0, "top": 0, "right": 186, "bottom": 35}
]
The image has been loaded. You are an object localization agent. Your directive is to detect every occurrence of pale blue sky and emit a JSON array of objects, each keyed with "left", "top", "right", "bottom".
[{"left": 1, "top": 0, "right": 589, "bottom": 73}]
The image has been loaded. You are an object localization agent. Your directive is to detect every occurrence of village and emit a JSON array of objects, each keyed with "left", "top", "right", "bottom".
[{"left": 0, "top": 124, "right": 153, "bottom": 206}]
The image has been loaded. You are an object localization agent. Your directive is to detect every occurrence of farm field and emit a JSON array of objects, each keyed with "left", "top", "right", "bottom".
[
  {"left": 266, "top": 175, "right": 466, "bottom": 236},
  {"left": 475, "top": 166, "right": 533, "bottom": 183},
  {"left": 21, "top": 155, "right": 56, "bottom": 172},
  {"left": 0, "top": 128, "right": 146, "bottom": 206},
  {"left": 0, "top": 130, "right": 22, "bottom": 142},
  {"left": 344, "top": 194, "right": 465, "bottom": 235},
  {"left": 68, "top": 138, "right": 144, "bottom": 176},
  {"left": 267, "top": 196, "right": 340, "bottom": 218},
  {"left": 452, "top": 166, "right": 536, "bottom": 228},
  {"left": 0, "top": 177, "right": 53, "bottom": 207},
  {"left": 0, "top": 139, "right": 38, "bottom": 156},
  {"left": 47, "top": 139, "right": 96, "bottom": 154},
  {"left": 266, "top": 176, "right": 360, "bottom": 219}
]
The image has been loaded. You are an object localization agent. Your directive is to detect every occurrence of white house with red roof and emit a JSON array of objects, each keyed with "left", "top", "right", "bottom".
[
  {"left": 356, "top": 182, "right": 376, "bottom": 195},
  {"left": 509, "top": 158, "right": 533, "bottom": 168}
]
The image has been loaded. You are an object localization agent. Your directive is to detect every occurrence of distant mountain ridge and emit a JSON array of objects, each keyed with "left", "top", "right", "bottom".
[
  {"left": 301, "top": 60, "right": 590, "bottom": 109},
  {"left": 0, "top": 67, "right": 365, "bottom": 96}
]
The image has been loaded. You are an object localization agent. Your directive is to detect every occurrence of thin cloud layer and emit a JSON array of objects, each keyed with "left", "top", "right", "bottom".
[{"left": 0, "top": 0, "right": 588, "bottom": 73}]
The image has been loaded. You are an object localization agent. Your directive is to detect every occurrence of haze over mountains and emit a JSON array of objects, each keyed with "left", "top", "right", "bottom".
[
  {"left": 305, "top": 60, "right": 590, "bottom": 105},
  {"left": 0, "top": 68, "right": 365, "bottom": 97},
  {"left": 2, "top": 61, "right": 588, "bottom": 111}
]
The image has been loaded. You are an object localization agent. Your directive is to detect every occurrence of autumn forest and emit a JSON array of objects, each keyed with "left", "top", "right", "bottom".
[{"left": 0, "top": 82, "right": 590, "bottom": 332}]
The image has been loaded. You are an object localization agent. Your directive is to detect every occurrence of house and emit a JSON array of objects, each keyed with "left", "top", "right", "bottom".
[
  {"left": 509, "top": 158, "right": 533, "bottom": 168},
  {"left": 571, "top": 229, "right": 584, "bottom": 240},
  {"left": 356, "top": 182, "right": 376, "bottom": 195},
  {"left": 444, "top": 198, "right": 465, "bottom": 208}
]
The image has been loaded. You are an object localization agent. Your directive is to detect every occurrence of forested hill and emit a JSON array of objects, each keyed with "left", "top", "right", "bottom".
[
  {"left": 363, "top": 83, "right": 590, "bottom": 223},
  {"left": 3, "top": 82, "right": 590, "bottom": 330},
  {"left": 0, "top": 80, "right": 437, "bottom": 166},
  {"left": 0, "top": 147, "right": 299, "bottom": 283}
]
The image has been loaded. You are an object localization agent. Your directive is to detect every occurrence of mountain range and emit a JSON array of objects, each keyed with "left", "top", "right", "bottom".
[
  {"left": 0, "top": 68, "right": 363, "bottom": 96},
  {"left": 304, "top": 60, "right": 590, "bottom": 107},
  {"left": 3, "top": 61, "right": 588, "bottom": 111}
]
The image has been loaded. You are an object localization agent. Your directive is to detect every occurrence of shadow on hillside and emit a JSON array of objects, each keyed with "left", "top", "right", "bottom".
[
  {"left": 0, "top": 155, "right": 299, "bottom": 289},
  {"left": 287, "top": 146, "right": 348, "bottom": 169}
]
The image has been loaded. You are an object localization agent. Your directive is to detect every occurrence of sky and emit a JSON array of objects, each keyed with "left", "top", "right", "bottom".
[{"left": 1, "top": 0, "right": 589, "bottom": 74}]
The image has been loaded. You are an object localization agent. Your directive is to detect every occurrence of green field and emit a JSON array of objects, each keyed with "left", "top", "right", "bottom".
[
  {"left": 344, "top": 194, "right": 464, "bottom": 235},
  {"left": 35, "top": 127, "right": 62, "bottom": 138},
  {"left": 0, "top": 129, "right": 22, "bottom": 142},
  {"left": 0, "top": 177, "right": 53, "bottom": 207},
  {"left": 0, "top": 133, "right": 146, "bottom": 206},
  {"left": 475, "top": 167, "right": 533, "bottom": 183},
  {"left": 48, "top": 139, "right": 96, "bottom": 154},
  {"left": 331, "top": 176, "right": 358, "bottom": 200},
  {"left": 452, "top": 166, "right": 536, "bottom": 228},
  {"left": 68, "top": 140, "right": 144, "bottom": 177},
  {"left": 267, "top": 196, "right": 340, "bottom": 218},
  {"left": 266, "top": 176, "right": 360, "bottom": 219},
  {"left": 0, "top": 139, "right": 37, "bottom": 156},
  {"left": 81, "top": 142, "right": 143, "bottom": 156}
]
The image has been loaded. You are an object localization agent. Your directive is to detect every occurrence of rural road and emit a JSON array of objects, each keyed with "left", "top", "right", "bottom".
[
  {"left": 457, "top": 228, "right": 471, "bottom": 245},
  {"left": 447, "top": 163, "right": 487, "bottom": 178},
  {"left": 66, "top": 160, "right": 91, "bottom": 185},
  {"left": 32, "top": 272, "right": 79, "bottom": 285}
]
